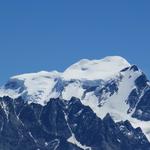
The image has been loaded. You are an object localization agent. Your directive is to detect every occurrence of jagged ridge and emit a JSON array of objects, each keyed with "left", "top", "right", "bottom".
[{"left": 0, "top": 96, "right": 149, "bottom": 150}]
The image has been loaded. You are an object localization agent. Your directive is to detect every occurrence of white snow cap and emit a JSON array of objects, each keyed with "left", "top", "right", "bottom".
[
  {"left": 0, "top": 56, "right": 131, "bottom": 105},
  {"left": 63, "top": 56, "right": 131, "bottom": 80},
  {"left": 11, "top": 56, "right": 130, "bottom": 81}
]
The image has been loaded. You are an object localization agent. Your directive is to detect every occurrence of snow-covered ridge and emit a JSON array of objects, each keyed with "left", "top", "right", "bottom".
[
  {"left": 0, "top": 56, "right": 131, "bottom": 105},
  {"left": 12, "top": 56, "right": 130, "bottom": 80}
]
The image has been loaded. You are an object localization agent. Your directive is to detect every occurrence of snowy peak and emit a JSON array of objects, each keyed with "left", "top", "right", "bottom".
[
  {"left": 0, "top": 56, "right": 133, "bottom": 105},
  {"left": 63, "top": 56, "right": 131, "bottom": 80}
]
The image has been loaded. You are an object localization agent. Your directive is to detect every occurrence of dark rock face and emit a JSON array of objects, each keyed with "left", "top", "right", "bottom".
[
  {"left": 98, "top": 80, "right": 119, "bottom": 97},
  {"left": 133, "top": 89, "right": 150, "bottom": 121},
  {"left": 0, "top": 96, "right": 149, "bottom": 150},
  {"left": 0, "top": 97, "right": 81, "bottom": 150},
  {"left": 129, "top": 72, "right": 150, "bottom": 121},
  {"left": 130, "top": 65, "right": 139, "bottom": 72},
  {"left": 121, "top": 69, "right": 150, "bottom": 121},
  {"left": 127, "top": 89, "right": 139, "bottom": 113},
  {"left": 135, "top": 74, "right": 148, "bottom": 91}
]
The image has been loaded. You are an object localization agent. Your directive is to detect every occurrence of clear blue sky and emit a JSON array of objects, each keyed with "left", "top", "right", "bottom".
[{"left": 0, "top": 0, "right": 150, "bottom": 84}]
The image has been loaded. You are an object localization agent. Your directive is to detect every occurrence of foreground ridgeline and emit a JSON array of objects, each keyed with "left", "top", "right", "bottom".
[{"left": 0, "top": 96, "right": 149, "bottom": 150}]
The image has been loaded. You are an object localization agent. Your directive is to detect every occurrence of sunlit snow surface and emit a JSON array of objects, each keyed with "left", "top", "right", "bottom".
[
  {"left": 0, "top": 56, "right": 150, "bottom": 141},
  {"left": 63, "top": 56, "right": 130, "bottom": 80}
]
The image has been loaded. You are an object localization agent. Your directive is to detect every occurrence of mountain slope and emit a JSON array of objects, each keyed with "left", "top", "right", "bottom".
[
  {"left": 0, "top": 56, "right": 150, "bottom": 141},
  {"left": 0, "top": 96, "right": 149, "bottom": 150}
]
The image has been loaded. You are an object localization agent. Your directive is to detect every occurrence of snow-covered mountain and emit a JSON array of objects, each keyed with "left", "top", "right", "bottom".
[
  {"left": 0, "top": 56, "right": 131, "bottom": 104},
  {"left": 0, "top": 56, "right": 150, "bottom": 142}
]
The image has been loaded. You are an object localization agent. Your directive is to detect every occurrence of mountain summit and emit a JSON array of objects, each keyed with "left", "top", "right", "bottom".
[{"left": 63, "top": 56, "right": 130, "bottom": 80}]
